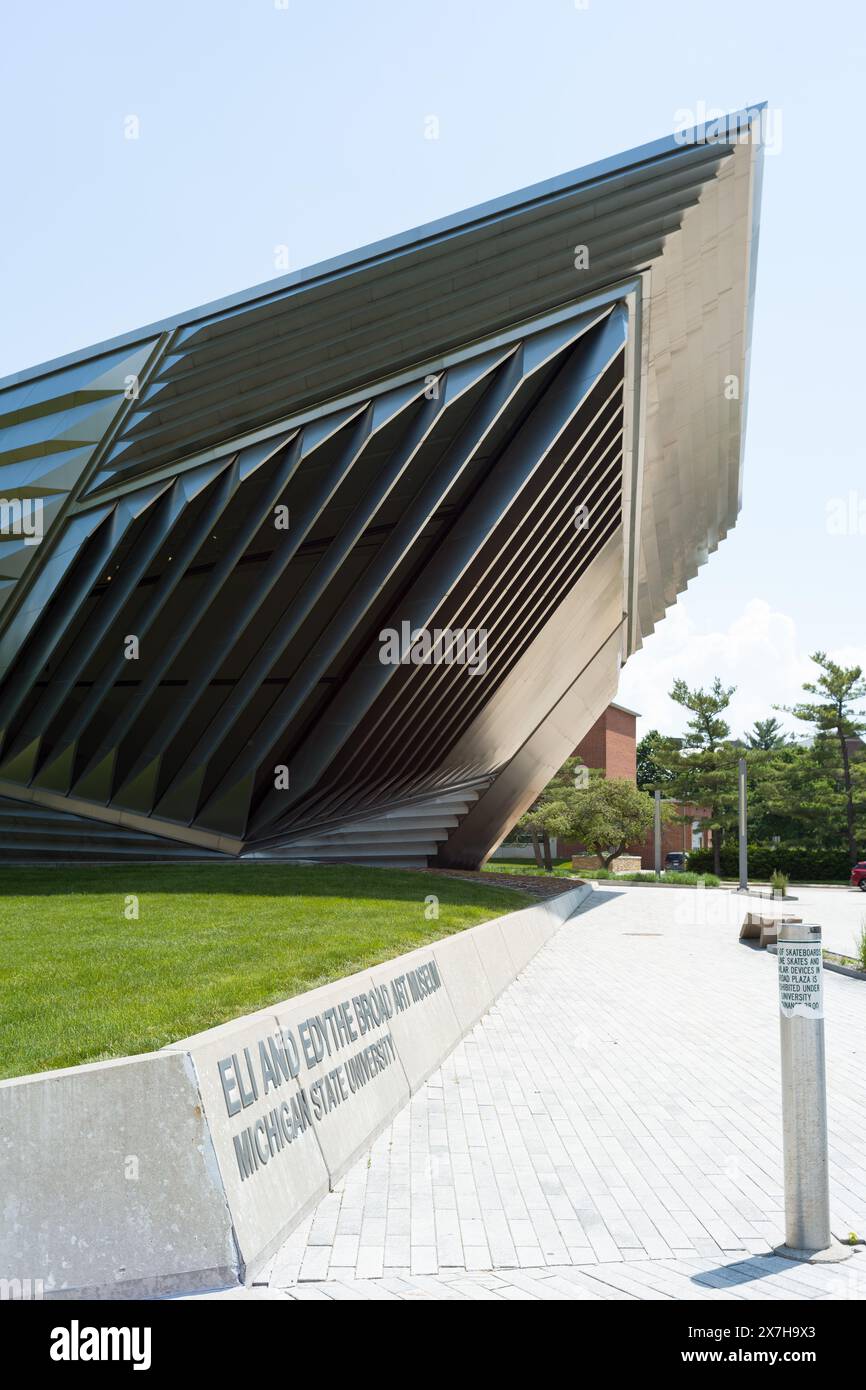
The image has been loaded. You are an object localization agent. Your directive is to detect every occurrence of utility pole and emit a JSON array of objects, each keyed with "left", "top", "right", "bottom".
[
  {"left": 654, "top": 789, "right": 661, "bottom": 879},
  {"left": 738, "top": 756, "right": 748, "bottom": 892}
]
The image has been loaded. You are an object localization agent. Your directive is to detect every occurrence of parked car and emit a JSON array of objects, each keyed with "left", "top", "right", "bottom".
[
  {"left": 664, "top": 852, "right": 687, "bottom": 871},
  {"left": 851, "top": 861, "right": 866, "bottom": 891}
]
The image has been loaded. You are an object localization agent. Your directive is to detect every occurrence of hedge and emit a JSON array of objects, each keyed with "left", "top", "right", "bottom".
[{"left": 686, "top": 844, "right": 856, "bottom": 882}]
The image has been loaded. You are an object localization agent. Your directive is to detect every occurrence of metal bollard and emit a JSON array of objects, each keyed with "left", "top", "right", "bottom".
[{"left": 774, "top": 922, "right": 851, "bottom": 1262}]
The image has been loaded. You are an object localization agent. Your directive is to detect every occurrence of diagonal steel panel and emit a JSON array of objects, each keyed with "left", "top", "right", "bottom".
[{"left": 248, "top": 308, "right": 627, "bottom": 835}]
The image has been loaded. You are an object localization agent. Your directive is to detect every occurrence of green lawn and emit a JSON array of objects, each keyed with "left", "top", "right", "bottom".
[
  {"left": 0, "top": 863, "right": 533, "bottom": 1080},
  {"left": 484, "top": 858, "right": 576, "bottom": 877}
]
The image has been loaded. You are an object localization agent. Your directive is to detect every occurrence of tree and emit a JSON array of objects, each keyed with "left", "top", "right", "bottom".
[
  {"left": 654, "top": 677, "right": 740, "bottom": 875},
  {"left": 636, "top": 729, "right": 676, "bottom": 790},
  {"left": 562, "top": 776, "right": 656, "bottom": 868},
  {"left": 778, "top": 652, "right": 866, "bottom": 864},
  {"left": 745, "top": 716, "right": 788, "bottom": 750},
  {"left": 672, "top": 676, "right": 735, "bottom": 751},
  {"left": 517, "top": 757, "right": 589, "bottom": 870},
  {"left": 746, "top": 740, "right": 843, "bottom": 846}
]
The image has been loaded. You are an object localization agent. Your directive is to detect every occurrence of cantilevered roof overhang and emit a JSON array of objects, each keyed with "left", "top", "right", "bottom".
[{"left": 0, "top": 107, "right": 763, "bottom": 866}]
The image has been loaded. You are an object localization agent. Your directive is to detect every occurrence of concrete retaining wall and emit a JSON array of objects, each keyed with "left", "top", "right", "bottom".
[{"left": 0, "top": 883, "right": 590, "bottom": 1298}]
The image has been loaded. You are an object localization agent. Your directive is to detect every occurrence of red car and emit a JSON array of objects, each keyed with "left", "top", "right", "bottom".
[{"left": 852, "top": 862, "right": 866, "bottom": 891}]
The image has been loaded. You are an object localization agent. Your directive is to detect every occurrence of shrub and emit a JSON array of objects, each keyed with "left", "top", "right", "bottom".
[
  {"left": 665, "top": 871, "right": 720, "bottom": 887},
  {"left": 687, "top": 844, "right": 853, "bottom": 882},
  {"left": 770, "top": 869, "right": 789, "bottom": 895},
  {"left": 575, "top": 868, "right": 719, "bottom": 887}
]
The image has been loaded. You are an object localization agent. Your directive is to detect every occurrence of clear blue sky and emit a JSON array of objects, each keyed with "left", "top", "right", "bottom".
[{"left": 1, "top": 0, "right": 863, "bottom": 738}]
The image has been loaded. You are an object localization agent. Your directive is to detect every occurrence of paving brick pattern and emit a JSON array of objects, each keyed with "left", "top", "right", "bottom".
[{"left": 260, "top": 885, "right": 866, "bottom": 1301}]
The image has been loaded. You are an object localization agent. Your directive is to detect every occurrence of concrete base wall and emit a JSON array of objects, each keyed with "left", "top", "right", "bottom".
[
  {"left": 0, "top": 1052, "right": 240, "bottom": 1300},
  {"left": 0, "top": 883, "right": 590, "bottom": 1299},
  {"left": 571, "top": 854, "right": 642, "bottom": 873}
]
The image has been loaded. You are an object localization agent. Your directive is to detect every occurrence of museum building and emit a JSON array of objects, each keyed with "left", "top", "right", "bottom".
[{"left": 0, "top": 110, "right": 763, "bottom": 869}]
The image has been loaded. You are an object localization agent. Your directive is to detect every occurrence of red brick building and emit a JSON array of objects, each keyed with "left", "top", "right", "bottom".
[
  {"left": 632, "top": 804, "right": 711, "bottom": 864},
  {"left": 557, "top": 702, "right": 711, "bottom": 865},
  {"left": 573, "top": 702, "right": 638, "bottom": 782}
]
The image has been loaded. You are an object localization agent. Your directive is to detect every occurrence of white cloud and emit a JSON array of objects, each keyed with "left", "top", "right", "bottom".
[{"left": 616, "top": 598, "right": 866, "bottom": 741}]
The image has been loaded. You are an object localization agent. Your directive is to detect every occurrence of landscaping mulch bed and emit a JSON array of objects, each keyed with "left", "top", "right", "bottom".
[{"left": 419, "top": 867, "right": 584, "bottom": 900}]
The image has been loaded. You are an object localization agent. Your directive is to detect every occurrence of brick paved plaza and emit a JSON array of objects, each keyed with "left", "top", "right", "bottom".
[{"left": 200, "top": 883, "right": 866, "bottom": 1302}]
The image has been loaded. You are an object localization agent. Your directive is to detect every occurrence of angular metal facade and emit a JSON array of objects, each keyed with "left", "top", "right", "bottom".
[{"left": 0, "top": 111, "right": 763, "bottom": 866}]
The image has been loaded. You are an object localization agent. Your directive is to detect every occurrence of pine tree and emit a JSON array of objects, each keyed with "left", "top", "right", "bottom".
[
  {"left": 654, "top": 678, "right": 739, "bottom": 876},
  {"left": 778, "top": 653, "right": 866, "bottom": 864},
  {"left": 745, "top": 716, "right": 788, "bottom": 750},
  {"left": 636, "top": 729, "right": 676, "bottom": 790}
]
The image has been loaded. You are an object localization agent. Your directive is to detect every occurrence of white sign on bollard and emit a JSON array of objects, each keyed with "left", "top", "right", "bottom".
[{"left": 777, "top": 937, "right": 823, "bottom": 1019}]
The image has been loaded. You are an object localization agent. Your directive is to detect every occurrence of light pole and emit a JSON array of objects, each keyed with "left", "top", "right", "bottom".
[
  {"left": 738, "top": 756, "right": 748, "bottom": 892},
  {"left": 654, "top": 789, "right": 661, "bottom": 880}
]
